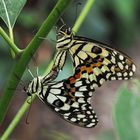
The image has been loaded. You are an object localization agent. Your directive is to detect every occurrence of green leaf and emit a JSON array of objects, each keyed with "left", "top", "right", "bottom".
[
  {"left": 113, "top": 84, "right": 140, "bottom": 140},
  {"left": 0, "top": 0, "right": 27, "bottom": 28}
]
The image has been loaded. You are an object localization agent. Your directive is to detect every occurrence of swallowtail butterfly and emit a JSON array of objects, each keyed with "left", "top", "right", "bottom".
[{"left": 55, "top": 25, "right": 136, "bottom": 83}]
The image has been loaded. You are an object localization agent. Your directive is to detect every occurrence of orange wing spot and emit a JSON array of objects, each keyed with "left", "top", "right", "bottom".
[
  {"left": 75, "top": 73, "right": 81, "bottom": 79},
  {"left": 91, "top": 62, "right": 102, "bottom": 68},
  {"left": 69, "top": 77, "right": 76, "bottom": 84},
  {"left": 87, "top": 66, "right": 93, "bottom": 73},
  {"left": 80, "top": 66, "right": 87, "bottom": 71}
]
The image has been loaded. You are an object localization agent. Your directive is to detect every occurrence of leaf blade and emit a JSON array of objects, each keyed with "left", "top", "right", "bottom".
[
  {"left": 113, "top": 84, "right": 140, "bottom": 140},
  {"left": 0, "top": 0, "right": 27, "bottom": 28}
]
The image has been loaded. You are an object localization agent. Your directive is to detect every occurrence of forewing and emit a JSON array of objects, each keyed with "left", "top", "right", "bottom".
[{"left": 69, "top": 38, "right": 136, "bottom": 80}]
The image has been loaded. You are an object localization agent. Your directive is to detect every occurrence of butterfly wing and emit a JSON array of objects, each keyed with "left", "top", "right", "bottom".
[
  {"left": 37, "top": 74, "right": 98, "bottom": 128},
  {"left": 68, "top": 36, "right": 136, "bottom": 81}
]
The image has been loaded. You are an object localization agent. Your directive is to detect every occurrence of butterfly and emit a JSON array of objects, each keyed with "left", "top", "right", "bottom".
[
  {"left": 26, "top": 65, "right": 98, "bottom": 128},
  {"left": 54, "top": 25, "right": 136, "bottom": 85}
]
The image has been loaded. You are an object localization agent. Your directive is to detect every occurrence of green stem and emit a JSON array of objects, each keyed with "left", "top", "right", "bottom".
[
  {"left": 9, "top": 27, "right": 16, "bottom": 58},
  {"left": 0, "top": 95, "right": 36, "bottom": 140},
  {"left": 73, "top": 0, "right": 95, "bottom": 33},
  {"left": 0, "top": 27, "right": 22, "bottom": 55},
  {"left": 9, "top": 27, "right": 14, "bottom": 42},
  {"left": 0, "top": 0, "right": 72, "bottom": 123}
]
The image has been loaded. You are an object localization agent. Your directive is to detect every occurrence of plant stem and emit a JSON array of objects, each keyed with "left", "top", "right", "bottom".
[
  {"left": 0, "top": 27, "right": 22, "bottom": 55},
  {"left": 0, "top": 0, "right": 72, "bottom": 123},
  {"left": 73, "top": 0, "right": 95, "bottom": 33},
  {"left": 9, "top": 27, "right": 16, "bottom": 58},
  {"left": 0, "top": 95, "right": 36, "bottom": 140},
  {"left": 9, "top": 27, "right": 14, "bottom": 42}
]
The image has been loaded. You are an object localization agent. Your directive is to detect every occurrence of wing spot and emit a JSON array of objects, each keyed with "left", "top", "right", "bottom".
[
  {"left": 118, "top": 77, "right": 122, "bottom": 80},
  {"left": 77, "top": 114, "right": 85, "bottom": 118},
  {"left": 124, "top": 77, "right": 128, "bottom": 80},
  {"left": 86, "top": 123, "right": 95, "bottom": 127},
  {"left": 70, "top": 118, "right": 77, "bottom": 122},
  {"left": 129, "top": 71, "right": 133, "bottom": 76},
  {"left": 125, "top": 65, "right": 129, "bottom": 69},
  {"left": 99, "top": 78, "right": 105, "bottom": 84},
  {"left": 111, "top": 77, "right": 116, "bottom": 80},
  {"left": 87, "top": 111, "right": 91, "bottom": 114},
  {"left": 92, "top": 46, "right": 102, "bottom": 54},
  {"left": 118, "top": 62, "right": 124, "bottom": 70},
  {"left": 119, "top": 55, "right": 124, "bottom": 60},
  {"left": 123, "top": 72, "right": 128, "bottom": 77},
  {"left": 117, "top": 72, "right": 122, "bottom": 77},
  {"left": 78, "top": 98, "right": 85, "bottom": 103},
  {"left": 83, "top": 118, "right": 87, "bottom": 122},
  {"left": 132, "top": 64, "right": 136, "bottom": 72}
]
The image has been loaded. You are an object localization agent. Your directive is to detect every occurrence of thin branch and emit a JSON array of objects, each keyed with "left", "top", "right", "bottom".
[
  {"left": 73, "top": 0, "right": 95, "bottom": 33},
  {"left": 0, "top": 27, "right": 22, "bottom": 55},
  {"left": 0, "top": 95, "right": 36, "bottom": 140}
]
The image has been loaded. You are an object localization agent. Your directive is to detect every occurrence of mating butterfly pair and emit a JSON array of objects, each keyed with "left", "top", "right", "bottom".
[{"left": 26, "top": 25, "right": 136, "bottom": 128}]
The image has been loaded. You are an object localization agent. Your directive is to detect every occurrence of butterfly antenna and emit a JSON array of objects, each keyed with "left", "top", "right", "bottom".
[
  {"left": 58, "top": 17, "right": 67, "bottom": 32},
  {"left": 36, "top": 66, "right": 39, "bottom": 76},
  {"left": 38, "top": 36, "right": 56, "bottom": 44},
  {"left": 53, "top": 26, "right": 58, "bottom": 31},
  {"left": 25, "top": 96, "right": 33, "bottom": 125},
  {"left": 60, "top": 17, "right": 65, "bottom": 25},
  {"left": 27, "top": 68, "right": 35, "bottom": 79}
]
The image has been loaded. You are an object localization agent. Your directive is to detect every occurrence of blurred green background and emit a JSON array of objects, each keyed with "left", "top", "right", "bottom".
[{"left": 0, "top": 0, "right": 140, "bottom": 140}]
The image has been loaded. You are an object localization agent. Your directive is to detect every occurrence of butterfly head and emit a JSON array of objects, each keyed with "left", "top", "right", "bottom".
[
  {"left": 26, "top": 76, "right": 42, "bottom": 96},
  {"left": 56, "top": 25, "right": 73, "bottom": 51}
]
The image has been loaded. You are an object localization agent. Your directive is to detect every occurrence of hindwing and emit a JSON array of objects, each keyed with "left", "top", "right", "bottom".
[{"left": 37, "top": 67, "right": 98, "bottom": 128}]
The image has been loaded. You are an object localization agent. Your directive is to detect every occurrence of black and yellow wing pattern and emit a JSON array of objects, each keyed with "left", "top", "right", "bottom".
[{"left": 56, "top": 26, "right": 136, "bottom": 86}]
